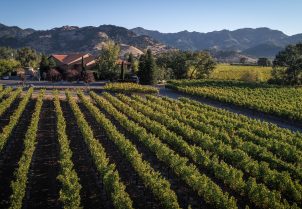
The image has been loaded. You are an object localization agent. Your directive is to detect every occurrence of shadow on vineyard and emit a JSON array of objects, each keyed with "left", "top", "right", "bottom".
[
  {"left": 90, "top": 100, "right": 208, "bottom": 209},
  {"left": 78, "top": 103, "right": 164, "bottom": 209},
  {"left": 0, "top": 99, "right": 35, "bottom": 208},
  {"left": 24, "top": 100, "right": 61, "bottom": 209},
  {"left": 0, "top": 87, "right": 301, "bottom": 209},
  {"left": 0, "top": 98, "right": 20, "bottom": 129},
  {"left": 161, "top": 86, "right": 302, "bottom": 132},
  {"left": 61, "top": 100, "right": 111, "bottom": 209}
]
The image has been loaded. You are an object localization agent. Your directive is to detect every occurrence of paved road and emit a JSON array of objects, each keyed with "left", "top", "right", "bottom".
[{"left": 159, "top": 87, "right": 302, "bottom": 133}]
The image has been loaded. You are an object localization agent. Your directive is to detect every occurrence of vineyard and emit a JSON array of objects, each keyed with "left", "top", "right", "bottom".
[
  {"left": 210, "top": 64, "right": 272, "bottom": 82},
  {"left": 167, "top": 79, "right": 302, "bottom": 122},
  {"left": 0, "top": 87, "right": 301, "bottom": 209}
]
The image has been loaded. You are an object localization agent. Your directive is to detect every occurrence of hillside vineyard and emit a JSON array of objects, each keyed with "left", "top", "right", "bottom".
[{"left": 0, "top": 88, "right": 301, "bottom": 209}]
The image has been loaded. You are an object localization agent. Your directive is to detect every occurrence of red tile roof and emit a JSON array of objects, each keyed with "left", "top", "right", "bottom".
[
  {"left": 50, "top": 53, "right": 92, "bottom": 65},
  {"left": 51, "top": 54, "right": 68, "bottom": 62}
]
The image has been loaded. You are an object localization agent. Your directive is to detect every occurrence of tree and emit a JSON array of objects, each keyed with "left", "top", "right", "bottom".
[
  {"left": 185, "top": 52, "right": 216, "bottom": 79},
  {"left": 95, "top": 40, "right": 120, "bottom": 80},
  {"left": 127, "top": 53, "right": 134, "bottom": 66},
  {"left": 39, "top": 54, "right": 49, "bottom": 75},
  {"left": 49, "top": 57, "right": 56, "bottom": 69},
  {"left": 0, "top": 59, "right": 21, "bottom": 76},
  {"left": 257, "top": 58, "right": 271, "bottom": 67},
  {"left": 120, "top": 61, "right": 125, "bottom": 80},
  {"left": 19, "top": 73, "right": 26, "bottom": 86},
  {"left": 271, "top": 43, "right": 302, "bottom": 85},
  {"left": 126, "top": 53, "right": 138, "bottom": 73},
  {"left": 157, "top": 67, "right": 173, "bottom": 81},
  {"left": 138, "top": 49, "right": 158, "bottom": 85},
  {"left": 240, "top": 57, "right": 247, "bottom": 65},
  {"left": 39, "top": 55, "right": 57, "bottom": 80},
  {"left": 82, "top": 71, "right": 95, "bottom": 90},
  {"left": 157, "top": 50, "right": 189, "bottom": 79},
  {"left": 132, "top": 60, "right": 139, "bottom": 74},
  {"left": 16, "top": 47, "right": 41, "bottom": 68},
  {"left": 47, "top": 69, "right": 62, "bottom": 82},
  {"left": 65, "top": 69, "right": 80, "bottom": 82},
  {"left": 82, "top": 71, "right": 95, "bottom": 83},
  {"left": 0, "top": 47, "right": 16, "bottom": 60}
]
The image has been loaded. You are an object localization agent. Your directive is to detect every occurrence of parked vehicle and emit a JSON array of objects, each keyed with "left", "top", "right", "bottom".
[{"left": 127, "top": 75, "right": 139, "bottom": 83}]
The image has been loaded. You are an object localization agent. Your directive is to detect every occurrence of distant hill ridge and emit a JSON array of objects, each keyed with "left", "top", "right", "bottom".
[
  {"left": 0, "top": 23, "right": 167, "bottom": 55},
  {"left": 131, "top": 27, "right": 302, "bottom": 57},
  {"left": 0, "top": 23, "right": 301, "bottom": 58}
]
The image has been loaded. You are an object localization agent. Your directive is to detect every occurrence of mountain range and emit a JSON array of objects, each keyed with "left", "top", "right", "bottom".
[
  {"left": 131, "top": 27, "right": 302, "bottom": 57},
  {"left": 0, "top": 23, "right": 302, "bottom": 58},
  {"left": 0, "top": 23, "right": 166, "bottom": 56}
]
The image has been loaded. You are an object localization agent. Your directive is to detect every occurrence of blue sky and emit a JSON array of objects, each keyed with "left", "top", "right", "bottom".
[{"left": 0, "top": 0, "right": 301, "bottom": 35}]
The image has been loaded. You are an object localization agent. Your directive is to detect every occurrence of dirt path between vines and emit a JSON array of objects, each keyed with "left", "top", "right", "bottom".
[{"left": 159, "top": 87, "right": 302, "bottom": 133}]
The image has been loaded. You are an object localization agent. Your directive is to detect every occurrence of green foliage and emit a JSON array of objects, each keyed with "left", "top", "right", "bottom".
[
  {"left": 81, "top": 71, "right": 95, "bottom": 84},
  {"left": 167, "top": 79, "right": 302, "bottom": 121},
  {"left": 120, "top": 62, "right": 125, "bottom": 80},
  {"left": 131, "top": 94, "right": 302, "bottom": 205},
  {"left": 1, "top": 87, "right": 301, "bottom": 208},
  {"left": 272, "top": 43, "right": 302, "bottom": 85},
  {"left": 0, "top": 88, "right": 22, "bottom": 117},
  {"left": 185, "top": 51, "right": 216, "bottom": 79},
  {"left": 49, "top": 57, "right": 56, "bottom": 69},
  {"left": 240, "top": 70, "right": 264, "bottom": 83},
  {"left": 0, "top": 87, "right": 13, "bottom": 100},
  {"left": 157, "top": 67, "right": 173, "bottom": 81},
  {"left": 67, "top": 91, "right": 134, "bottom": 209},
  {"left": 96, "top": 92, "right": 238, "bottom": 209},
  {"left": 156, "top": 50, "right": 190, "bottom": 79},
  {"left": 0, "top": 59, "right": 21, "bottom": 76},
  {"left": 9, "top": 90, "right": 44, "bottom": 209},
  {"left": 104, "top": 82, "right": 159, "bottom": 94},
  {"left": 39, "top": 54, "right": 50, "bottom": 74},
  {"left": 156, "top": 50, "right": 216, "bottom": 79},
  {"left": 89, "top": 92, "right": 181, "bottom": 209},
  {"left": 95, "top": 40, "right": 120, "bottom": 80},
  {"left": 53, "top": 91, "right": 82, "bottom": 209},
  {"left": 138, "top": 49, "right": 158, "bottom": 85},
  {"left": 0, "top": 47, "right": 16, "bottom": 60},
  {"left": 0, "top": 88, "right": 32, "bottom": 151},
  {"left": 16, "top": 47, "right": 41, "bottom": 68},
  {"left": 210, "top": 64, "right": 272, "bottom": 82},
  {"left": 257, "top": 58, "right": 272, "bottom": 67},
  {"left": 39, "top": 54, "right": 56, "bottom": 75}
]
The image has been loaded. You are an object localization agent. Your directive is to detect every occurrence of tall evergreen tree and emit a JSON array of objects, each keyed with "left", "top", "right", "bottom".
[
  {"left": 39, "top": 54, "right": 50, "bottom": 74},
  {"left": 120, "top": 61, "right": 125, "bottom": 80},
  {"left": 138, "top": 49, "right": 158, "bottom": 85},
  {"left": 127, "top": 53, "right": 134, "bottom": 66},
  {"left": 138, "top": 54, "right": 146, "bottom": 82}
]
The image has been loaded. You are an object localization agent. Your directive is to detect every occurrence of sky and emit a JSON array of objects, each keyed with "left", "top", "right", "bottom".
[{"left": 0, "top": 0, "right": 301, "bottom": 35}]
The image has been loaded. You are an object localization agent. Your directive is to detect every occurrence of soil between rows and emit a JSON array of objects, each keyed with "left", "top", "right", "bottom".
[
  {"left": 0, "top": 98, "right": 20, "bottom": 130},
  {"left": 78, "top": 102, "right": 164, "bottom": 209},
  {"left": 0, "top": 99, "right": 36, "bottom": 208},
  {"left": 90, "top": 97, "right": 209, "bottom": 209},
  {"left": 112, "top": 96, "right": 251, "bottom": 209},
  {"left": 61, "top": 100, "right": 112, "bottom": 209},
  {"left": 24, "top": 100, "right": 61, "bottom": 209}
]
